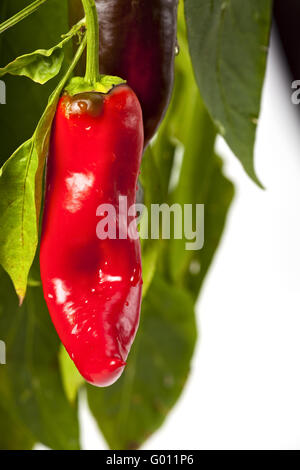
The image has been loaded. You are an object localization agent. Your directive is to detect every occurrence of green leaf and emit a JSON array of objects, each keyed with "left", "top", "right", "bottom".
[
  {"left": 163, "top": 65, "right": 234, "bottom": 294},
  {"left": 0, "top": 139, "right": 38, "bottom": 302},
  {"left": 0, "top": 19, "right": 84, "bottom": 84},
  {"left": 139, "top": 147, "right": 163, "bottom": 298},
  {"left": 59, "top": 345, "right": 84, "bottom": 405},
  {"left": 0, "top": 401, "right": 35, "bottom": 450},
  {"left": 0, "top": 34, "right": 86, "bottom": 302},
  {"left": 0, "top": 0, "right": 70, "bottom": 164},
  {"left": 182, "top": 154, "right": 234, "bottom": 299},
  {"left": 147, "top": 5, "right": 234, "bottom": 299},
  {"left": 184, "top": 0, "right": 272, "bottom": 184},
  {"left": 0, "top": 374, "right": 35, "bottom": 450},
  {"left": 87, "top": 275, "right": 197, "bottom": 450},
  {"left": 0, "top": 262, "right": 80, "bottom": 450},
  {"left": 0, "top": 46, "right": 65, "bottom": 84}
]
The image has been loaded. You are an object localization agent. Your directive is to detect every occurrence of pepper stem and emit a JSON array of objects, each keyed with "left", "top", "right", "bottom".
[{"left": 81, "top": 0, "right": 100, "bottom": 85}]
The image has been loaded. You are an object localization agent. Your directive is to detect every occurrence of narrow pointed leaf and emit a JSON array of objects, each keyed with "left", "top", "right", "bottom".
[{"left": 184, "top": 0, "right": 272, "bottom": 184}]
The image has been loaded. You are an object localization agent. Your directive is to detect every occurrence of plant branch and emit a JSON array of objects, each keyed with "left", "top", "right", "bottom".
[{"left": 0, "top": 0, "right": 49, "bottom": 35}]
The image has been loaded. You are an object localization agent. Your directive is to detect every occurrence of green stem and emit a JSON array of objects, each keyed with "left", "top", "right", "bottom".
[
  {"left": 0, "top": 0, "right": 48, "bottom": 35},
  {"left": 81, "top": 0, "right": 100, "bottom": 84}
]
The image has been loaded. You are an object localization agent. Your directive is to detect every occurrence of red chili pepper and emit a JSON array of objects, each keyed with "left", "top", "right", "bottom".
[{"left": 40, "top": 85, "right": 144, "bottom": 387}]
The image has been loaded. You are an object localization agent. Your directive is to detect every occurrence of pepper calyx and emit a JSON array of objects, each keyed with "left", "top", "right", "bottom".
[{"left": 64, "top": 75, "right": 126, "bottom": 96}]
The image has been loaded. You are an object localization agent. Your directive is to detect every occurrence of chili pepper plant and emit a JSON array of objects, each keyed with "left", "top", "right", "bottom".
[{"left": 0, "top": 0, "right": 272, "bottom": 450}]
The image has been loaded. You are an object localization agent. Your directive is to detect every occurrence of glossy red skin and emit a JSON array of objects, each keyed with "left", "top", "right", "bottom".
[
  {"left": 40, "top": 85, "right": 144, "bottom": 387},
  {"left": 70, "top": 0, "right": 178, "bottom": 146}
]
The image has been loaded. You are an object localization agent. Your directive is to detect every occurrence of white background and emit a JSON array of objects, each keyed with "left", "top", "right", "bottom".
[{"left": 79, "top": 31, "right": 300, "bottom": 450}]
